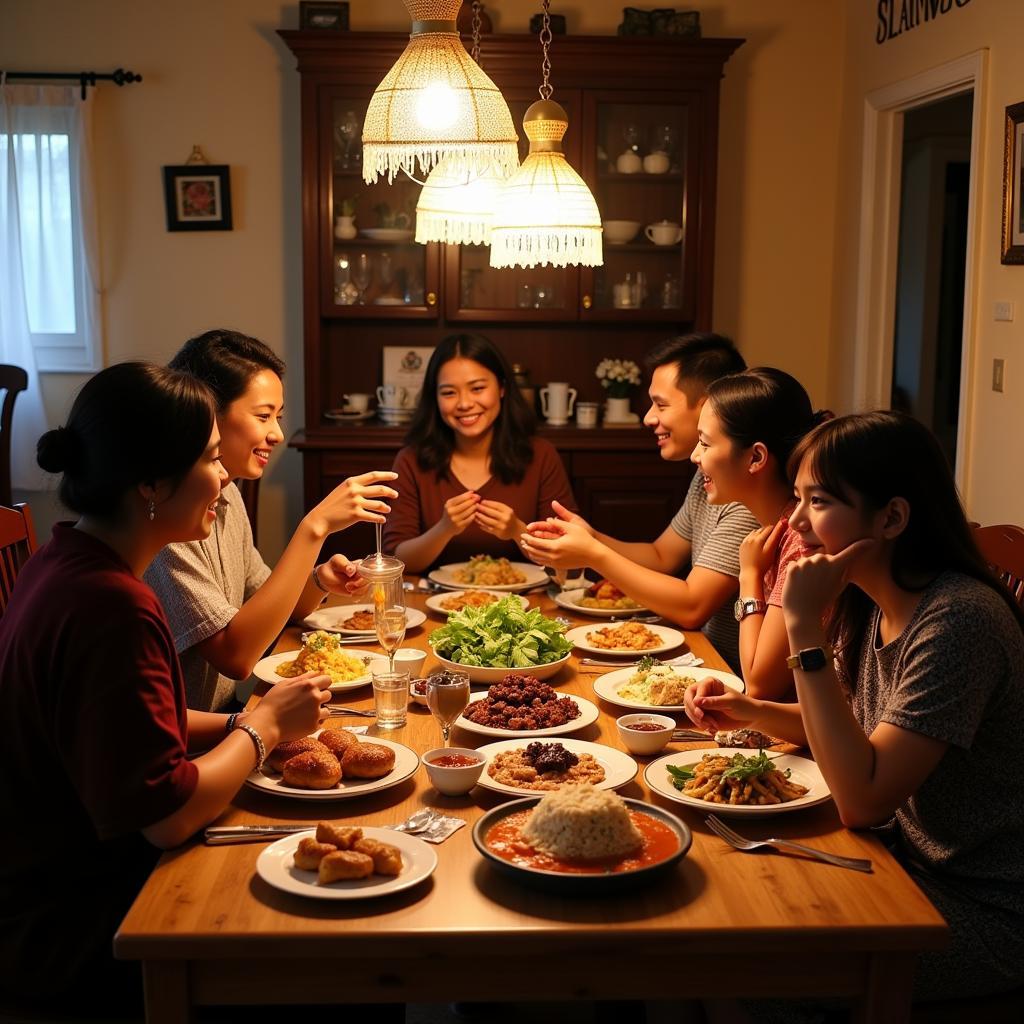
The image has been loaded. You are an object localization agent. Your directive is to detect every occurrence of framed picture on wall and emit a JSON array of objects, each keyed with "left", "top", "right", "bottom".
[
  {"left": 1001, "top": 101, "right": 1024, "bottom": 264},
  {"left": 299, "top": 2, "right": 349, "bottom": 31},
  {"left": 162, "top": 165, "right": 233, "bottom": 232}
]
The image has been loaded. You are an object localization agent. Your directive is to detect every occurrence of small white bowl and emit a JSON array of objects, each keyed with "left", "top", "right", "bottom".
[
  {"left": 392, "top": 647, "right": 427, "bottom": 678},
  {"left": 616, "top": 713, "right": 675, "bottom": 756},
  {"left": 422, "top": 747, "right": 486, "bottom": 795},
  {"left": 602, "top": 219, "right": 641, "bottom": 245},
  {"left": 409, "top": 677, "right": 429, "bottom": 706}
]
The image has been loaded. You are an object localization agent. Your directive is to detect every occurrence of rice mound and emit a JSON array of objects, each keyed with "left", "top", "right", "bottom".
[{"left": 520, "top": 784, "right": 643, "bottom": 860}]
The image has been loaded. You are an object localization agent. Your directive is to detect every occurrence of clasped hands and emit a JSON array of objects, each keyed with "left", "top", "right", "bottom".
[{"left": 443, "top": 490, "right": 524, "bottom": 541}]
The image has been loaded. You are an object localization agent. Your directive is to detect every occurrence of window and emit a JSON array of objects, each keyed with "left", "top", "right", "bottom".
[{"left": 1, "top": 87, "right": 100, "bottom": 373}]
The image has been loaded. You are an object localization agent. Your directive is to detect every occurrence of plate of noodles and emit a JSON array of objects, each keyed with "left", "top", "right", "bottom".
[
  {"left": 644, "top": 747, "right": 831, "bottom": 817},
  {"left": 253, "top": 631, "right": 380, "bottom": 692},
  {"left": 428, "top": 556, "right": 548, "bottom": 592}
]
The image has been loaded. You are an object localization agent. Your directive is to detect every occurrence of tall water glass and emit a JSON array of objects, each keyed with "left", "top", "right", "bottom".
[
  {"left": 426, "top": 670, "right": 471, "bottom": 747},
  {"left": 373, "top": 574, "right": 406, "bottom": 672}
]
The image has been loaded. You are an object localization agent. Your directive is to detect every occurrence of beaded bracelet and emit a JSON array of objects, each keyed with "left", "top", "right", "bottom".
[
  {"left": 237, "top": 723, "right": 266, "bottom": 770},
  {"left": 225, "top": 712, "right": 239, "bottom": 734},
  {"left": 312, "top": 563, "right": 329, "bottom": 593}
]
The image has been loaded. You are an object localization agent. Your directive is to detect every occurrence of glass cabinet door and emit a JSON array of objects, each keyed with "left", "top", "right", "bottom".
[
  {"left": 443, "top": 90, "right": 580, "bottom": 322},
  {"left": 322, "top": 91, "right": 439, "bottom": 318},
  {"left": 581, "top": 93, "right": 693, "bottom": 322}
]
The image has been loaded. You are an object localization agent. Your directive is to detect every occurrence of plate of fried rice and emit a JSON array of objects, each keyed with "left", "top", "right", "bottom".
[{"left": 254, "top": 631, "right": 381, "bottom": 692}]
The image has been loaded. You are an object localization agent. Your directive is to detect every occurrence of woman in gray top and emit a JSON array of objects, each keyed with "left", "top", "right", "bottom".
[{"left": 686, "top": 411, "right": 1024, "bottom": 1000}]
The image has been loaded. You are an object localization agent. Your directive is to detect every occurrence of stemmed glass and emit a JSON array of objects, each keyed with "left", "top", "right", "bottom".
[
  {"left": 373, "top": 574, "right": 406, "bottom": 673},
  {"left": 334, "top": 109, "right": 360, "bottom": 170},
  {"left": 622, "top": 122, "right": 641, "bottom": 154},
  {"left": 352, "top": 253, "right": 372, "bottom": 305},
  {"left": 426, "top": 671, "right": 471, "bottom": 747}
]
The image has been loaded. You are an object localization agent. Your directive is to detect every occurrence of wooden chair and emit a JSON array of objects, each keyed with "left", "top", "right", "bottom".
[
  {"left": 0, "top": 364, "right": 29, "bottom": 507},
  {"left": 973, "top": 523, "right": 1024, "bottom": 607},
  {"left": 0, "top": 502, "right": 38, "bottom": 615}
]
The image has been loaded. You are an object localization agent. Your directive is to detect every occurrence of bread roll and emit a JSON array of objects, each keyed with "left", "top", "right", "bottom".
[
  {"left": 282, "top": 749, "right": 342, "bottom": 789},
  {"left": 318, "top": 850, "right": 374, "bottom": 884},
  {"left": 354, "top": 837, "right": 403, "bottom": 876},
  {"left": 293, "top": 837, "right": 337, "bottom": 871},
  {"left": 319, "top": 728, "right": 359, "bottom": 757},
  {"left": 341, "top": 742, "right": 396, "bottom": 779},
  {"left": 315, "top": 822, "right": 362, "bottom": 849},
  {"left": 267, "top": 736, "right": 328, "bottom": 774}
]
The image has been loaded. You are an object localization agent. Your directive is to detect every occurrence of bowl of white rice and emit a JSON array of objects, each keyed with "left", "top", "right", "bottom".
[{"left": 472, "top": 784, "right": 691, "bottom": 893}]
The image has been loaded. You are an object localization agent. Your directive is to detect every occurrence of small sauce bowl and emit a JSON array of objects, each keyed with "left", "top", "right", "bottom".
[
  {"left": 422, "top": 746, "right": 485, "bottom": 795},
  {"left": 615, "top": 713, "right": 675, "bottom": 755},
  {"left": 409, "top": 677, "right": 429, "bottom": 706}
]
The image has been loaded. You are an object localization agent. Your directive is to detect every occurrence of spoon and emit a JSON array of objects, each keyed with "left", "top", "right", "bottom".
[{"left": 386, "top": 808, "right": 441, "bottom": 833}]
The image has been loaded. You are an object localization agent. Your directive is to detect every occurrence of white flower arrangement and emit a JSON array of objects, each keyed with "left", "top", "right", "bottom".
[{"left": 595, "top": 358, "right": 641, "bottom": 398}]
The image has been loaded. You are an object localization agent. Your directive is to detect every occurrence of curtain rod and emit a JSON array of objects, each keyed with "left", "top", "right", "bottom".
[{"left": 1, "top": 69, "right": 142, "bottom": 100}]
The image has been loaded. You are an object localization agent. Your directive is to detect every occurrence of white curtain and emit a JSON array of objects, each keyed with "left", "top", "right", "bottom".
[{"left": 0, "top": 82, "right": 100, "bottom": 491}]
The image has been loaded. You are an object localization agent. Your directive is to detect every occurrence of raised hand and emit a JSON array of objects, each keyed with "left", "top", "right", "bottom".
[
  {"left": 520, "top": 517, "right": 597, "bottom": 570},
  {"left": 474, "top": 499, "right": 524, "bottom": 541},
  {"left": 739, "top": 518, "right": 787, "bottom": 578},
  {"left": 441, "top": 490, "right": 480, "bottom": 536},
  {"left": 309, "top": 470, "right": 398, "bottom": 535},
  {"left": 783, "top": 537, "right": 875, "bottom": 625},
  {"left": 550, "top": 499, "right": 595, "bottom": 537},
  {"left": 313, "top": 553, "right": 369, "bottom": 596}
]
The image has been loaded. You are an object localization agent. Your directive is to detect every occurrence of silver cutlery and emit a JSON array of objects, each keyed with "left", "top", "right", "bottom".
[
  {"left": 672, "top": 728, "right": 714, "bottom": 742},
  {"left": 385, "top": 808, "right": 443, "bottom": 833},
  {"left": 205, "top": 824, "right": 314, "bottom": 845},
  {"left": 705, "top": 815, "right": 873, "bottom": 873},
  {"left": 608, "top": 614, "right": 663, "bottom": 624},
  {"left": 579, "top": 654, "right": 703, "bottom": 669},
  {"left": 325, "top": 706, "right": 375, "bottom": 718}
]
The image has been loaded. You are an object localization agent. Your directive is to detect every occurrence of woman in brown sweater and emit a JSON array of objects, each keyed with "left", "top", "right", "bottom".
[{"left": 383, "top": 333, "right": 576, "bottom": 572}]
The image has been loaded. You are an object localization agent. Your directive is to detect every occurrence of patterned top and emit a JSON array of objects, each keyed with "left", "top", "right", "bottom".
[
  {"left": 670, "top": 472, "right": 759, "bottom": 669},
  {"left": 762, "top": 501, "right": 802, "bottom": 607},
  {"left": 145, "top": 482, "right": 272, "bottom": 712},
  {"left": 850, "top": 571, "right": 1024, "bottom": 919}
]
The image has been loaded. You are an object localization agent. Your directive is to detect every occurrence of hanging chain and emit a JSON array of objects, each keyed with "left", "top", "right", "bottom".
[
  {"left": 471, "top": 0, "right": 482, "bottom": 64},
  {"left": 539, "top": 0, "right": 553, "bottom": 100}
]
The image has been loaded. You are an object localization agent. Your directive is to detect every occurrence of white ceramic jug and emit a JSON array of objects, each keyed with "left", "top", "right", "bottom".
[{"left": 540, "top": 382, "right": 577, "bottom": 425}]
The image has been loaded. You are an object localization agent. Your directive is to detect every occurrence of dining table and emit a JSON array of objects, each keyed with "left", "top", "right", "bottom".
[{"left": 114, "top": 580, "right": 947, "bottom": 1023}]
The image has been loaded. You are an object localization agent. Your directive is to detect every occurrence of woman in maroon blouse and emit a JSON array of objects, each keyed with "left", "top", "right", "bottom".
[
  {"left": 383, "top": 333, "right": 576, "bottom": 572},
  {"left": 0, "top": 363, "right": 330, "bottom": 1015}
]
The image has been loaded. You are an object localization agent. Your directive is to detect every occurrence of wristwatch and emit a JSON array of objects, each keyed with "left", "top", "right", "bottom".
[
  {"left": 733, "top": 597, "right": 767, "bottom": 621},
  {"left": 785, "top": 646, "right": 834, "bottom": 672}
]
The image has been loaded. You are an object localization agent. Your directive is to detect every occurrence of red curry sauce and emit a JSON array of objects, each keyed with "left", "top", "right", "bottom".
[{"left": 485, "top": 809, "right": 679, "bottom": 874}]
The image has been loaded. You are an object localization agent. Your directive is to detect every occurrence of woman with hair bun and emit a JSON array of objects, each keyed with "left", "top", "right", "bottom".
[
  {"left": 692, "top": 367, "right": 830, "bottom": 698},
  {"left": 0, "top": 362, "right": 331, "bottom": 1015}
]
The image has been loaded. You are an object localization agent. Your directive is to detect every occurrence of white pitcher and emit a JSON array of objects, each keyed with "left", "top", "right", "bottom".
[
  {"left": 376, "top": 383, "right": 408, "bottom": 408},
  {"left": 540, "top": 382, "right": 577, "bottom": 425}
]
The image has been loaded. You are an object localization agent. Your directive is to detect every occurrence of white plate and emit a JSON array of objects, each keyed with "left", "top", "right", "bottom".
[
  {"left": 373, "top": 296, "right": 407, "bottom": 305},
  {"left": 302, "top": 604, "right": 427, "bottom": 635},
  {"left": 244, "top": 735, "right": 419, "bottom": 801},
  {"left": 432, "top": 650, "right": 571, "bottom": 685},
  {"left": 644, "top": 747, "right": 832, "bottom": 817},
  {"left": 425, "top": 589, "right": 530, "bottom": 617},
  {"left": 455, "top": 694, "right": 600, "bottom": 739},
  {"left": 553, "top": 588, "right": 650, "bottom": 618},
  {"left": 428, "top": 561, "right": 549, "bottom": 592},
  {"left": 361, "top": 228, "right": 414, "bottom": 242},
  {"left": 565, "top": 622, "right": 685, "bottom": 657},
  {"left": 474, "top": 737, "right": 638, "bottom": 795},
  {"left": 252, "top": 650, "right": 380, "bottom": 693},
  {"left": 324, "top": 409, "right": 375, "bottom": 423},
  {"left": 594, "top": 664, "right": 745, "bottom": 711},
  {"left": 256, "top": 826, "right": 437, "bottom": 900}
]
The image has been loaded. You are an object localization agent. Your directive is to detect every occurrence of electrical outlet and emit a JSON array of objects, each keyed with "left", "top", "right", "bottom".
[
  {"left": 993, "top": 358, "right": 1005, "bottom": 393},
  {"left": 994, "top": 301, "right": 1014, "bottom": 321}
]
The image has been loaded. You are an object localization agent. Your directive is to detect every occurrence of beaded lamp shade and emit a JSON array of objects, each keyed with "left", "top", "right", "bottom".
[
  {"left": 362, "top": 0, "right": 519, "bottom": 185},
  {"left": 414, "top": 156, "right": 512, "bottom": 245},
  {"left": 489, "top": 100, "right": 603, "bottom": 269}
]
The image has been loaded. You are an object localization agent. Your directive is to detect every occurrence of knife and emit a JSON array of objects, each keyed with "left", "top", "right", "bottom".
[{"left": 205, "top": 824, "right": 314, "bottom": 845}]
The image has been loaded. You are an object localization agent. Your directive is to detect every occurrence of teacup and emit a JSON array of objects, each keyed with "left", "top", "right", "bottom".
[
  {"left": 342, "top": 392, "right": 370, "bottom": 414},
  {"left": 645, "top": 220, "right": 683, "bottom": 246}
]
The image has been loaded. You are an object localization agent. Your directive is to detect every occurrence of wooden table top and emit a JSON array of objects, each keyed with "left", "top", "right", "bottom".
[{"left": 115, "top": 584, "right": 947, "bottom": 1016}]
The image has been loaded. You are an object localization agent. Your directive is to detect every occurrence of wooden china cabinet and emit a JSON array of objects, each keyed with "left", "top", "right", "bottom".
[{"left": 279, "top": 28, "right": 742, "bottom": 558}]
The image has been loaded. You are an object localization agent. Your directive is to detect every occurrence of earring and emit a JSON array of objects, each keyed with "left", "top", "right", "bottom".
[{"left": 148, "top": 500, "right": 156, "bottom": 522}]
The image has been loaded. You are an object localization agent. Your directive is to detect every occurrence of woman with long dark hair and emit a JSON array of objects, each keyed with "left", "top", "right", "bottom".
[
  {"left": 692, "top": 367, "right": 830, "bottom": 697},
  {"left": 0, "top": 363, "right": 330, "bottom": 1015},
  {"left": 383, "top": 333, "right": 575, "bottom": 572},
  {"left": 145, "top": 329, "right": 398, "bottom": 712},
  {"left": 686, "top": 411, "right": 1024, "bottom": 1000}
]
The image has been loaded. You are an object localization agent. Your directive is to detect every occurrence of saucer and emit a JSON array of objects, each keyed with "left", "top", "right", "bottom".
[
  {"left": 325, "top": 409, "right": 375, "bottom": 423},
  {"left": 603, "top": 412, "right": 641, "bottom": 427}
]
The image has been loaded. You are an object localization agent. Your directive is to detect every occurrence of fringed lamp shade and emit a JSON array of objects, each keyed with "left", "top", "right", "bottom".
[
  {"left": 489, "top": 100, "right": 603, "bottom": 269},
  {"left": 415, "top": 157, "right": 513, "bottom": 245},
  {"left": 362, "top": 0, "right": 519, "bottom": 185}
]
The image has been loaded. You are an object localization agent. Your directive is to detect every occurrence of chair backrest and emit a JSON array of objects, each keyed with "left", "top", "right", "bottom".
[
  {"left": 0, "top": 365, "right": 29, "bottom": 508},
  {"left": 974, "top": 523, "right": 1024, "bottom": 608},
  {"left": 0, "top": 502, "right": 39, "bottom": 616}
]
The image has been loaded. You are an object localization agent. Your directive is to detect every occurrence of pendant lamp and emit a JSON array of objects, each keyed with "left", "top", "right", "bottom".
[
  {"left": 362, "top": 0, "right": 519, "bottom": 185},
  {"left": 414, "top": 2, "right": 515, "bottom": 245},
  {"left": 488, "top": 2, "right": 603, "bottom": 269}
]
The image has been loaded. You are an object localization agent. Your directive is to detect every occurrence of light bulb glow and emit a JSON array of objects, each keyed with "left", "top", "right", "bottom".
[{"left": 415, "top": 82, "right": 460, "bottom": 130}]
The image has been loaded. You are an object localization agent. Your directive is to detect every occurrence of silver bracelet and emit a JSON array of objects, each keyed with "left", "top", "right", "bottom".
[
  {"left": 312, "top": 563, "right": 329, "bottom": 593},
  {"left": 237, "top": 723, "right": 266, "bottom": 770},
  {"left": 225, "top": 712, "right": 239, "bottom": 733}
]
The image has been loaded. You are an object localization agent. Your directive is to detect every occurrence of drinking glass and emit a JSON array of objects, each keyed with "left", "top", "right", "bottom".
[
  {"left": 352, "top": 253, "right": 372, "bottom": 305},
  {"left": 426, "top": 670, "right": 471, "bottom": 747},
  {"left": 373, "top": 575, "right": 407, "bottom": 673},
  {"left": 372, "top": 669, "right": 409, "bottom": 730},
  {"left": 335, "top": 109, "right": 360, "bottom": 169},
  {"left": 622, "top": 122, "right": 641, "bottom": 154}
]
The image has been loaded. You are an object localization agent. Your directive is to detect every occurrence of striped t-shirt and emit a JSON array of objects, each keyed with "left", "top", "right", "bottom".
[{"left": 670, "top": 473, "right": 759, "bottom": 670}]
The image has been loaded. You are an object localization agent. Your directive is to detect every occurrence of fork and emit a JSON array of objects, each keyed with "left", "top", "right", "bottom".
[
  {"left": 705, "top": 815, "right": 873, "bottom": 873},
  {"left": 325, "top": 706, "right": 376, "bottom": 718}
]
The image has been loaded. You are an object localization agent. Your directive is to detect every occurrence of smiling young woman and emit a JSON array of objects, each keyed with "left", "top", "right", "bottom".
[
  {"left": 383, "top": 333, "right": 576, "bottom": 573},
  {"left": 145, "top": 330, "right": 398, "bottom": 712}
]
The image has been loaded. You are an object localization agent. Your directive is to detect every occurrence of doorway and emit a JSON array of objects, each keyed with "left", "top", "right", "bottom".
[{"left": 890, "top": 92, "right": 973, "bottom": 468}]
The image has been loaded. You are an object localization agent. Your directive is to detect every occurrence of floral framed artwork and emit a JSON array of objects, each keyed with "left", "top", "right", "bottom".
[
  {"left": 162, "top": 165, "right": 232, "bottom": 232},
  {"left": 1001, "top": 101, "right": 1024, "bottom": 264}
]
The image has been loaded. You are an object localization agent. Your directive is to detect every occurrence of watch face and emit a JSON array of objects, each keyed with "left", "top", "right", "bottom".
[{"left": 798, "top": 647, "right": 828, "bottom": 671}]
